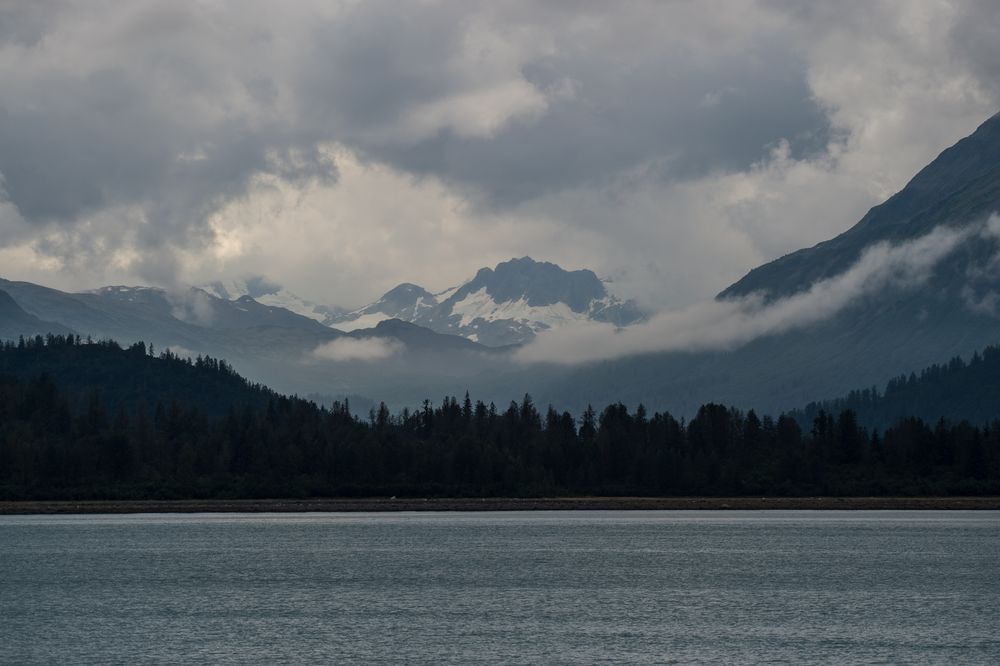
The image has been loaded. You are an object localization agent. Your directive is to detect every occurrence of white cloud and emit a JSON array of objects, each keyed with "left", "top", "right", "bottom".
[
  {"left": 516, "top": 225, "right": 971, "bottom": 364},
  {"left": 312, "top": 336, "right": 404, "bottom": 362},
  {"left": 192, "top": 145, "right": 570, "bottom": 307},
  {"left": 166, "top": 288, "right": 215, "bottom": 326},
  {"left": 0, "top": 0, "right": 996, "bottom": 319},
  {"left": 394, "top": 79, "right": 549, "bottom": 141}
]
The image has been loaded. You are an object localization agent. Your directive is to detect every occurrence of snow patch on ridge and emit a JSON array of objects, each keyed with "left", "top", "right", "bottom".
[
  {"left": 449, "top": 287, "right": 590, "bottom": 331},
  {"left": 330, "top": 311, "right": 394, "bottom": 332},
  {"left": 201, "top": 278, "right": 335, "bottom": 323}
]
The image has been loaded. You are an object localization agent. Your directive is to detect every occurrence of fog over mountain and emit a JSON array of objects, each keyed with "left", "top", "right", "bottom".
[
  {"left": 515, "top": 112, "right": 1000, "bottom": 415},
  {"left": 8, "top": 9, "right": 1000, "bottom": 664},
  {"left": 327, "top": 257, "right": 644, "bottom": 346},
  {"left": 200, "top": 256, "right": 644, "bottom": 346},
  {"left": 2, "top": 2, "right": 1000, "bottom": 418},
  {"left": 1, "top": 1, "right": 999, "bottom": 312},
  {"left": 3, "top": 111, "right": 1000, "bottom": 418},
  {"left": 3, "top": 109, "right": 1000, "bottom": 417},
  {"left": 0, "top": 275, "right": 503, "bottom": 405},
  {"left": 517, "top": 224, "right": 973, "bottom": 364}
]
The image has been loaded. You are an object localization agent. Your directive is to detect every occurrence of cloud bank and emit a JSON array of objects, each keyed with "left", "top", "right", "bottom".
[
  {"left": 516, "top": 225, "right": 972, "bottom": 365},
  {"left": 0, "top": 2, "right": 997, "bottom": 310},
  {"left": 312, "top": 337, "right": 404, "bottom": 362}
]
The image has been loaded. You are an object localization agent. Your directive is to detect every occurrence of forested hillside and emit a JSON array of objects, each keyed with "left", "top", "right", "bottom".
[
  {"left": 795, "top": 344, "right": 1000, "bottom": 430},
  {"left": 0, "top": 335, "right": 276, "bottom": 418},
  {"left": 1, "top": 336, "right": 997, "bottom": 499}
]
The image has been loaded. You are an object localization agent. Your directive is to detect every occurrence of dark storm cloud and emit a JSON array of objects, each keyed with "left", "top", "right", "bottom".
[
  {"left": 0, "top": 0, "right": 337, "bottom": 278},
  {"left": 0, "top": 0, "right": 995, "bottom": 294},
  {"left": 291, "top": 1, "right": 831, "bottom": 206},
  {"left": 0, "top": 2, "right": 827, "bottom": 244},
  {"left": 295, "top": 3, "right": 467, "bottom": 132},
  {"left": 0, "top": 1, "right": 61, "bottom": 48},
  {"left": 363, "top": 43, "right": 829, "bottom": 206},
  {"left": 949, "top": 0, "right": 1000, "bottom": 89},
  {"left": 0, "top": 51, "right": 334, "bottom": 219}
]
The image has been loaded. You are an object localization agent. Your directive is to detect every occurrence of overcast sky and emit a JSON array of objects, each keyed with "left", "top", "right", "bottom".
[{"left": 0, "top": 0, "right": 997, "bottom": 309}]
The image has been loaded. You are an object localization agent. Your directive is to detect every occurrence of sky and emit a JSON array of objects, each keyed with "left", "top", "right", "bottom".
[{"left": 0, "top": 0, "right": 998, "bottom": 311}]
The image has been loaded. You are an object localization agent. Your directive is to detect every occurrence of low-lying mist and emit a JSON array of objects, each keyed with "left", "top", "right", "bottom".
[
  {"left": 312, "top": 337, "right": 405, "bottom": 362},
  {"left": 516, "top": 223, "right": 974, "bottom": 365}
]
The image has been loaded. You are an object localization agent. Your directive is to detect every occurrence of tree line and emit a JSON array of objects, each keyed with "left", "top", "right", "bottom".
[
  {"left": 795, "top": 344, "right": 1000, "bottom": 431},
  {"left": 0, "top": 335, "right": 997, "bottom": 499}
]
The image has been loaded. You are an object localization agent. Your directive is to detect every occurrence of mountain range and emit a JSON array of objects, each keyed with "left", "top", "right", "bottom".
[
  {"left": 204, "top": 257, "right": 645, "bottom": 347},
  {"left": 202, "top": 277, "right": 349, "bottom": 326},
  {"left": 0, "top": 290, "right": 72, "bottom": 340},
  {"left": 0, "top": 276, "right": 500, "bottom": 401},
  {"left": 522, "top": 111, "right": 1000, "bottom": 415},
  {"left": 1, "top": 112, "right": 1000, "bottom": 418}
]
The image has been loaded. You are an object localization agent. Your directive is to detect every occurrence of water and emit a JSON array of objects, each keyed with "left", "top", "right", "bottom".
[{"left": 1, "top": 511, "right": 998, "bottom": 664}]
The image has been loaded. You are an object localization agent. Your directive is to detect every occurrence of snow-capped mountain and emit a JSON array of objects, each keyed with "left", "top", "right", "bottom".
[
  {"left": 0, "top": 276, "right": 501, "bottom": 411},
  {"left": 328, "top": 257, "right": 646, "bottom": 346},
  {"left": 202, "top": 277, "right": 347, "bottom": 325},
  {"left": 330, "top": 283, "right": 440, "bottom": 332},
  {"left": 90, "top": 284, "right": 332, "bottom": 333},
  {"left": 195, "top": 259, "right": 643, "bottom": 345}
]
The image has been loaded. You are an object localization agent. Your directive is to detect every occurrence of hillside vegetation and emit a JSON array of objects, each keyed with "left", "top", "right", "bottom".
[
  {"left": 795, "top": 344, "right": 1000, "bottom": 430},
  {"left": 1, "top": 336, "right": 997, "bottom": 500}
]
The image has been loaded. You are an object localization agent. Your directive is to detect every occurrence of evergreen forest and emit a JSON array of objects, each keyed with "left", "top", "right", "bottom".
[{"left": 1, "top": 335, "right": 998, "bottom": 500}]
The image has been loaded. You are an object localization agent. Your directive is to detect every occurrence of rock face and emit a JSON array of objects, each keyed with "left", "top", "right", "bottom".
[{"left": 328, "top": 257, "right": 645, "bottom": 346}]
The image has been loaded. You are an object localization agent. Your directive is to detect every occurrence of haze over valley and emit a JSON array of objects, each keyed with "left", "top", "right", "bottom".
[{"left": 4, "top": 111, "right": 1000, "bottom": 420}]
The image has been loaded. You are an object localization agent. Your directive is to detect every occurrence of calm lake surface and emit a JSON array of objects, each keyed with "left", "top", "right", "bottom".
[{"left": 1, "top": 511, "right": 998, "bottom": 664}]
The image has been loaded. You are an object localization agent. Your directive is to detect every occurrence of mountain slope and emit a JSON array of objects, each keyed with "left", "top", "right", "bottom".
[
  {"left": 329, "top": 257, "right": 645, "bottom": 346},
  {"left": 7, "top": 115, "right": 1000, "bottom": 417},
  {"left": 506, "top": 111, "right": 1000, "bottom": 417},
  {"left": 0, "top": 289, "right": 74, "bottom": 340},
  {"left": 91, "top": 285, "right": 333, "bottom": 333},
  {"left": 0, "top": 277, "right": 504, "bottom": 409},
  {"left": 721, "top": 111, "right": 1000, "bottom": 300},
  {"left": 4, "top": 335, "right": 997, "bottom": 502},
  {"left": 792, "top": 343, "right": 1000, "bottom": 431},
  {"left": 351, "top": 318, "right": 490, "bottom": 353},
  {"left": 331, "top": 283, "right": 439, "bottom": 332},
  {"left": 0, "top": 336, "right": 276, "bottom": 418},
  {"left": 202, "top": 277, "right": 348, "bottom": 325}
]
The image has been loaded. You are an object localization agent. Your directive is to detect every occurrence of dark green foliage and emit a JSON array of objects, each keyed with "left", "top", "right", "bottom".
[
  {"left": 0, "top": 336, "right": 997, "bottom": 500},
  {"left": 0, "top": 334, "right": 275, "bottom": 419},
  {"left": 795, "top": 344, "right": 1000, "bottom": 431}
]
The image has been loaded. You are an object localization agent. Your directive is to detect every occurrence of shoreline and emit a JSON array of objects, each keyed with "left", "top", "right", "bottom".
[{"left": 2, "top": 496, "right": 999, "bottom": 514}]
